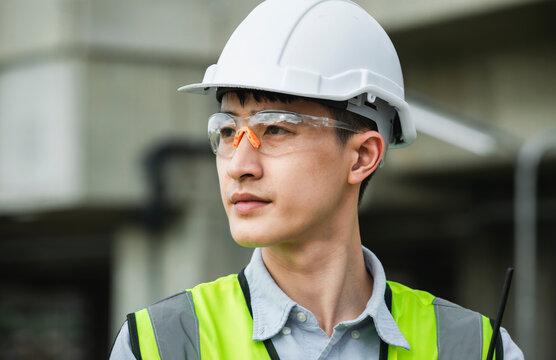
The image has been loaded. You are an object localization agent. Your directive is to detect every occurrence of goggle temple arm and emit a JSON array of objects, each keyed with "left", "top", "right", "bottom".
[{"left": 232, "top": 127, "right": 261, "bottom": 149}]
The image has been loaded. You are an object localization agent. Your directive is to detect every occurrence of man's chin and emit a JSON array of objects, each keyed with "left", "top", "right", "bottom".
[
  {"left": 232, "top": 236, "right": 274, "bottom": 248},
  {"left": 231, "top": 227, "right": 280, "bottom": 248}
]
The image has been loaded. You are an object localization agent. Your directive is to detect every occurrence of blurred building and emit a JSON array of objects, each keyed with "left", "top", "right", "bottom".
[{"left": 0, "top": 0, "right": 554, "bottom": 358}]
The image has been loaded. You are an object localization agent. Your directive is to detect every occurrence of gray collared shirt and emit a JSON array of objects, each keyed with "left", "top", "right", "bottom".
[
  {"left": 242, "top": 246, "right": 524, "bottom": 360},
  {"left": 110, "top": 246, "right": 524, "bottom": 359}
]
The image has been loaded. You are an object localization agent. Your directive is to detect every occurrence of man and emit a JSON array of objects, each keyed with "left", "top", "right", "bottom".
[{"left": 111, "top": 0, "right": 523, "bottom": 359}]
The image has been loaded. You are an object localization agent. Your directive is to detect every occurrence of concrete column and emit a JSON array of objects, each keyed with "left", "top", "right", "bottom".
[{"left": 110, "top": 226, "right": 156, "bottom": 337}]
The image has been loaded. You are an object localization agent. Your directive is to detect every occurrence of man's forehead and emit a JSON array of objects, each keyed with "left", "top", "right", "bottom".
[
  {"left": 220, "top": 92, "right": 331, "bottom": 118},
  {"left": 220, "top": 93, "right": 271, "bottom": 115}
]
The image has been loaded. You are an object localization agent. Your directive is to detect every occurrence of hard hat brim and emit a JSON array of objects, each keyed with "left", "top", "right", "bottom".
[{"left": 178, "top": 82, "right": 415, "bottom": 148}]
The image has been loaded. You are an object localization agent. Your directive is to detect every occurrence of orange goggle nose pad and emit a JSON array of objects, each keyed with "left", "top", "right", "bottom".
[{"left": 233, "top": 127, "right": 261, "bottom": 149}]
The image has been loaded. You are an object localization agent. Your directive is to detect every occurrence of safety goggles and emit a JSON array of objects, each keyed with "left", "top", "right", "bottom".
[{"left": 208, "top": 110, "right": 361, "bottom": 157}]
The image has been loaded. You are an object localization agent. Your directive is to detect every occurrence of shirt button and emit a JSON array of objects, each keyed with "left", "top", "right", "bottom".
[
  {"left": 296, "top": 312, "right": 307, "bottom": 323},
  {"left": 351, "top": 330, "right": 361, "bottom": 340},
  {"left": 282, "top": 327, "right": 292, "bottom": 336}
]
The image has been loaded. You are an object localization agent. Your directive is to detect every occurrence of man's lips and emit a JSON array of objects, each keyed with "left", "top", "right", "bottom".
[{"left": 231, "top": 193, "right": 271, "bottom": 214}]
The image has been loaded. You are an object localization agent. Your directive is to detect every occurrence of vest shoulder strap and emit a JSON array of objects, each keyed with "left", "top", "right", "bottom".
[
  {"left": 238, "top": 269, "right": 280, "bottom": 359},
  {"left": 387, "top": 281, "right": 503, "bottom": 360},
  {"left": 190, "top": 273, "right": 272, "bottom": 360},
  {"left": 388, "top": 281, "right": 438, "bottom": 359}
]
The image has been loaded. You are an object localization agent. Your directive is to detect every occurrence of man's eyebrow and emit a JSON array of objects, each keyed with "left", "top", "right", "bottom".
[
  {"left": 221, "top": 110, "right": 238, "bottom": 116},
  {"left": 220, "top": 109, "right": 263, "bottom": 116}
]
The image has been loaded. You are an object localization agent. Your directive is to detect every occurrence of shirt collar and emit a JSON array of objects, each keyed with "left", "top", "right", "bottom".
[
  {"left": 244, "top": 248, "right": 296, "bottom": 340},
  {"left": 243, "top": 246, "right": 410, "bottom": 350},
  {"left": 360, "top": 246, "right": 410, "bottom": 350}
]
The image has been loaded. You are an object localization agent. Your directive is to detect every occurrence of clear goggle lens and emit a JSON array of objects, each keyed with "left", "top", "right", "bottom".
[{"left": 208, "top": 110, "right": 359, "bottom": 157}]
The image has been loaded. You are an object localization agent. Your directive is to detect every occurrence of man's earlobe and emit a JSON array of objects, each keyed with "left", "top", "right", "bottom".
[{"left": 347, "top": 131, "right": 385, "bottom": 185}]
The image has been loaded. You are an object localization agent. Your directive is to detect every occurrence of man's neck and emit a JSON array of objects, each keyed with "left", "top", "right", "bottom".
[{"left": 260, "top": 228, "right": 373, "bottom": 337}]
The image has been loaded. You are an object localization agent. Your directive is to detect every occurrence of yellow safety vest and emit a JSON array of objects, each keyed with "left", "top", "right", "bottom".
[{"left": 127, "top": 272, "right": 502, "bottom": 359}]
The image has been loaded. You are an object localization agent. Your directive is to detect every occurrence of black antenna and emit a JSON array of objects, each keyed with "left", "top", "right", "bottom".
[{"left": 486, "top": 268, "right": 514, "bottom": 360}]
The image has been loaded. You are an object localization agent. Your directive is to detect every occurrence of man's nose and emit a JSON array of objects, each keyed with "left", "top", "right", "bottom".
[{"left": 226, "top": 131, "right": 263, "bottom": 180}]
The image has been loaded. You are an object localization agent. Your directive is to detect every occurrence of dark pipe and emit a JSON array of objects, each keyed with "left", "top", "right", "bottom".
[{"left": 141, "top": 138, "right": 212, "bottom": 233}]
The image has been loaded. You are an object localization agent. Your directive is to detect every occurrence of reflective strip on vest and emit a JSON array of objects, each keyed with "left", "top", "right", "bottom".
[
  {"left": 149, "top": 291, "right": 201, "bottom": 360},
  {"left": 434, "top": 297, "right": 484, "bottom": 360},
  {"left": 129, "top": 277, "right": 502, "bottom": 359}
]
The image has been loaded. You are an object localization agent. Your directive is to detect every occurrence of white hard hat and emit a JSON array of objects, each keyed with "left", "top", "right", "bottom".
[{"left": 179, "top": 0, "right": 415, "bottom": 148}]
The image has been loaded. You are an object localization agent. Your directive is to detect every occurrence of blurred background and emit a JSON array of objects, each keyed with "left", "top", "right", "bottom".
[{"left": 0, "top": 0, "right": 555, "bottom": 359}]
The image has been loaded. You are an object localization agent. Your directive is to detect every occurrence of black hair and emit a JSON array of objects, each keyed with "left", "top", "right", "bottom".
[{"left": 216, "top": 88, "right": 379, "bottom": 202}]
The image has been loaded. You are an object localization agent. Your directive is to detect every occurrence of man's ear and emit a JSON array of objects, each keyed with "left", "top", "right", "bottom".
[{"left": 347, "top": 131, "right": 385, "bottom": 185}]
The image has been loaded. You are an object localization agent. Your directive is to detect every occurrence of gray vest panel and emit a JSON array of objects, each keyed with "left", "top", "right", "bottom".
[
  {"left": 148, "top": 291, "right": 201, "bottom": 360},
  {"left": 433, "top": 297, "right": 484, "bottom": 360}
]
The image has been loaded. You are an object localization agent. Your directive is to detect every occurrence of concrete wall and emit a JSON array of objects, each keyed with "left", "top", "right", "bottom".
[
  {"left": 0, "top": 0, "right": 260, "bottom": 212},
  {"left": 362, "top": 0, "right": 544, "bottom": 30},
  {"left": 2, "top": 0, "right": 554, "bottom": 210}
]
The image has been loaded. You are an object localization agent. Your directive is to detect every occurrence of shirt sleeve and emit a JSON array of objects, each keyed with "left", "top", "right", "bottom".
[
  {"left": 500, "top": 327, "right": 524, "bottom": 360},
  {"left": 109, "top": 321, "right": 137, "bottom": 360}
]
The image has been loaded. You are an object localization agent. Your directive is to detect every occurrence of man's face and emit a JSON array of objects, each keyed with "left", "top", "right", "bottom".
[{"left": 217, "top": 93, "right": 356, "bottom": 248}]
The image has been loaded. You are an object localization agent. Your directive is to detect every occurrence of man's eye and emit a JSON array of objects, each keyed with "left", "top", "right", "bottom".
[
  {"left": 220, "top": 127, "right": 236, "bottom": 138},
  {"left": 264, "top": 125, "right": 290, "bottom": 135}
]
